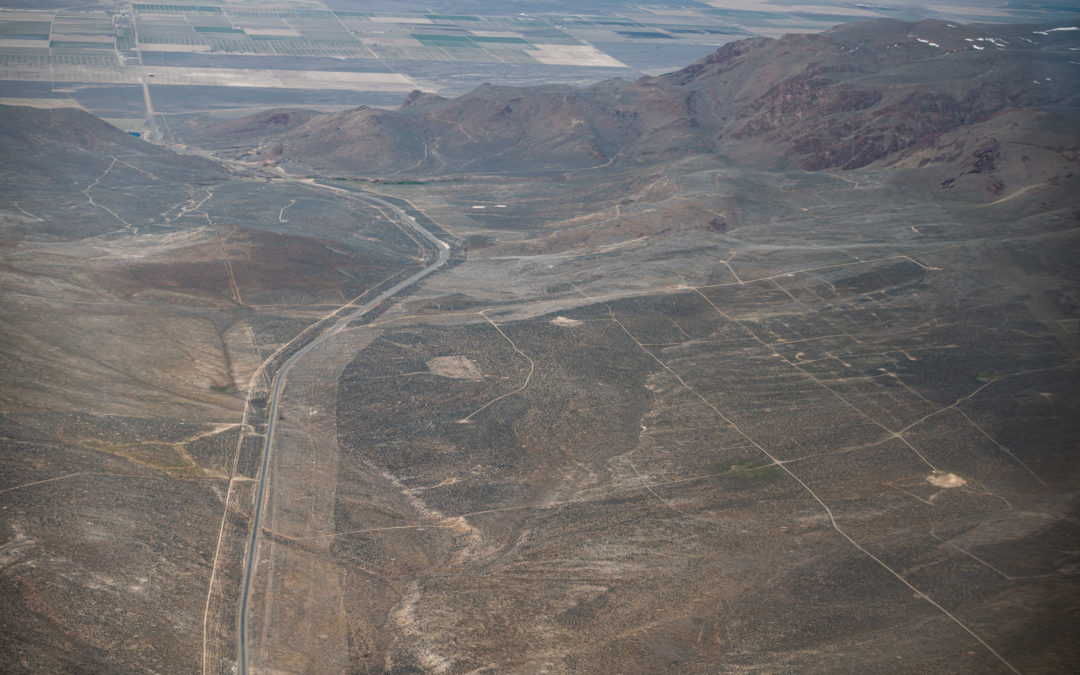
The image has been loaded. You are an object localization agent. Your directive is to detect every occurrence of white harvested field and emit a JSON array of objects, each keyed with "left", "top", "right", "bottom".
[
  {"left": 141, "top": 43, "right": 212, "bottom": 52},
  {"left": 242, "top": 28, "right": 301, "bottom": 37},
  {"left": 470, "top": 31, "right": 526, "bottom": 38},
  {"left": 0, "top": 62, "right": 419, "bottom": 90},
  {"left": 527, "top": 44, "right": 626, "bottom": 67},
  {"left": 369, "top": 16, "right": 432, "bottom": 24}
]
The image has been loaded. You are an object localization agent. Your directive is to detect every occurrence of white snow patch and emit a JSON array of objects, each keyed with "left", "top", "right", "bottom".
[
  {"left": 915, "top": 38, "right": 940, "bottom": 47},
  {"left": 971, "top": 44, "right": 984, "bottom": 50},
  {"left": 471, "top": 205, "right": 485, "bottom": 209},
  {"left": 1047, "top": 26, "right": 1078, "bottom": 32}
]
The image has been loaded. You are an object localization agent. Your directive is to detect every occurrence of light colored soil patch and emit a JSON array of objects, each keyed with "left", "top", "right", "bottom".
[
  {"left": 0, "top": 97, "right": 82, "bottom": 108},
  {"left": 361, "top": 36, "right": 423, "bottom": 48},
  {"left": 140, "top": 43, "right": 212, "bottom": 52},
  {"left": 274, "top": 69, "right": 417, "bottom": 90},
  {"left": 370, "top": 16, "right": 432, "bottom": 24},
  {"left": 141, "top": 66, "right": 416, "bottom": 90},
  {"left": 471, "top": 31, "right": 524, "bottom": 38},
  {"left": 103, "top": 118, "right": 144, "bottom": 131},
  {"left": 527, "top": 44, "right": 625, "bottom": 68},
  {"left": 550, "top": 316, "right": 582, "bottom": 327},
  {"left": 244, "top": 28, "right": 301, "bottom": 37},
  {"left": 427, "top": 355, "right": 484, "bottom": 380},
  {"left": 927, "top": 472, "right": 966, "bottom": 488},
  {"left": 55, "top": 34, "right": 113, "bottom": 43},
  {"left": 2, "top": 63, "right": 417, "bottom": 90},
  {"left": 0, "top": 38, "right": 47, "bottom": 48}
]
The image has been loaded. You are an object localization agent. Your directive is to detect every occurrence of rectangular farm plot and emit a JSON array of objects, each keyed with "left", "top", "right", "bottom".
[
  {"left": 133, "top": 4, "right": 222, "bottom": 15},
  {"left": 51, "top": 33, "right": 113, "bottom": 43},
  {"left": 0, "top": 38, "right": 48, "bottom": 48},
  {"left": 284, "top": 18, "right": 351, "bottom": 35},
  {"left": 0, "top": 57, "right": 416, "bottom": 90},
  {"left": 273, "top": 69, "right": 413, "bottom": 89},
  {"left": 185, "top": 11, "right": 233, "bottom": 28},
  {"left": 411, "top": 33, "right": 531, "bottom": 49},
  {"left": 413, "top": 34, "right": 480, "bottom": 48},
  {"left": 0, "top": 9, "right": 53, "bottom": 21},
  {"left": 192, "top": 26, "right": 244, "bottom": 34},
  {"left": 136, "top": 17, "right": 197, "bottom": 41},
  {"left": 526, "top": 44, "right": 626, "bottom": 67},
  {"left": 140, "top": 42, "right": 212, "bottom": 52},
  {"left": 52, "top": 18, "right": 114, "bottom": 35},
  {"left": 245, "top": 40, "right": 369, "bottom": 58},
  {"left": 478, "top": 47, "right": 540, "bottom": 64},
  {"left": 242, "top": 27, "right": 302, "bottom": 38},
  {"left": 0, "top": 96, "right": 82, "bottom": 108},
  {"left": 137, "top": 66, "right": 417, "bottom": 91},
  {"left": 2, "top": 61, "right": 135, "bottom": 84},
  {"left": 0, "top": 20, "right": 51, "bottom": 39},
  {"left": 50, "top": 40, "right": 115, "bottom": 50},
  {"left": 470, "top": 30, "right": 527, "bottom": 39},
  {"left": 369, "top": 15, "right": 433, "bottom": 24},
  {"left": 365, "top": 44, "right": 458, "bottom": 61},
  {"left": 425, "top": 15, "right": 479, "bottom": 22}
]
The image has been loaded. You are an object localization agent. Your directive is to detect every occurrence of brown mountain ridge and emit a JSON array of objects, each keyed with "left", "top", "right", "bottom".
[{"left": 190, "top": 19, "right": 1079, "bottom": 183}]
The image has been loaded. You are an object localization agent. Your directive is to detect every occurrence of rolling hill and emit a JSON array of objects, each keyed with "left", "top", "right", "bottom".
[{"left": 192, "top": 18, "right": 1080, "bottom": 190}]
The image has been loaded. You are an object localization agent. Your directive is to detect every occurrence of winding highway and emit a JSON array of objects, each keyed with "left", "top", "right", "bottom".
[{"left": 236, "top": 186, "right": 449, "bottom": 674}]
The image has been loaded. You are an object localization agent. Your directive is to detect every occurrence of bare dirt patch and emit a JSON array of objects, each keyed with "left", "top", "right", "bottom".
[
  {"left": 926, "top": 472, "right": 966, "bottom": 488},
  {"left": 426, "top": 355, "right": 484, "bottom": 380},
  {"left": 550, "top": 316, "right": 582, "bottom": 327},
  {"left": 526, "top": 44, "right": 626, "bottom": 68}
]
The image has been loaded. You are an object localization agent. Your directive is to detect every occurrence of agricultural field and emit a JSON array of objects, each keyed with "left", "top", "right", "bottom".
[{"left": 3, "top": 0, "right": 1073, "bottom": 136}]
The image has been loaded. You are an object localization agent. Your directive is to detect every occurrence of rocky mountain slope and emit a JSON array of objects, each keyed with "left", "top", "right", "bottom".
[
  {"left": 2, "top": 17, "right": 1078, "bottom": 675},
  {"left": 213, "top": 19, "right": 1078, "bottom": 183}
]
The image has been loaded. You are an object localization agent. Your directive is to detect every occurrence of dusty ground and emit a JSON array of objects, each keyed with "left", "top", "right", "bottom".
[
  {"left": 238, "top": 162, "right": 1079, "bottom": 672},
  {"left": 0, "top": 115, "right": 427, "bottom": 672},
  {"left": 0, "top": 85, "right": 1077, "bottom": 672}
]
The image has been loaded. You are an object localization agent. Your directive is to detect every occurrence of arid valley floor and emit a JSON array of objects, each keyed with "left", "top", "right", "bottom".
[{"left": 1, "top": 2, "right": 1079, "bottom": 674}]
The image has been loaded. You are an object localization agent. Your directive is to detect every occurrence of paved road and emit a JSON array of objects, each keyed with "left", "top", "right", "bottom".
[
  {"left": 237, "top": 187, "right": 449, "bottom": 674},
  {"left": 127, "top": 1, "right": 160, "bottom": 142}
]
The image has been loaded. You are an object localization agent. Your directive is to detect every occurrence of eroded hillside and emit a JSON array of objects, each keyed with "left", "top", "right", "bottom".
[{"left": 1, "top": 18, "right": 1078, "bottom": 675}]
